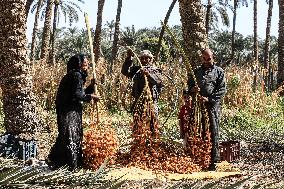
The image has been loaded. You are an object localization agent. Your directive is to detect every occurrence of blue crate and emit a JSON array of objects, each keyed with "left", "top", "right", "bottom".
[
  {"left": 0, "top": 134, "right": 37, "bottom": 161},
  {"left": 0, "top": 134, "right": 19, "bottom": 158},
  {"left": 18, "top": 139, "right": 37, "bottom": 161}
]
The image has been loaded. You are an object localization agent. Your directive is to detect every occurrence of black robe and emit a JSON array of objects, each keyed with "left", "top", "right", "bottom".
[{"left": 48, "top": 69, "right": 93, "bottom": 170}]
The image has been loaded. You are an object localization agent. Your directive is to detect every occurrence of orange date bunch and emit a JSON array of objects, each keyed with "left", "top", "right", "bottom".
[
  {"left": 118, "top": 89, "right": 202, "bottom": 174},
  {"left": 184, "top": 100, "right": 212, "bottom": 170},
  {"left": 83, "top": 123, "right": 118, "bottom": 170}
]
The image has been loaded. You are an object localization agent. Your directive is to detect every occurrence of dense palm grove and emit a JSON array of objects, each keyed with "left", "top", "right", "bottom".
[{"left": 0, "top": 0, "right": 284, "bottom": 188}]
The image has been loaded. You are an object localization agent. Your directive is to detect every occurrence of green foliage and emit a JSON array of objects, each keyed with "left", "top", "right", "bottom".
[
  {"left": 227, "top": 75, "right": 240, "bottom": 91},
  {"left": 137, "top": 37, "right": 170, "bottom": 62},
  {"left": 220, "top": 96, "right": 284, "bottom": 142}
]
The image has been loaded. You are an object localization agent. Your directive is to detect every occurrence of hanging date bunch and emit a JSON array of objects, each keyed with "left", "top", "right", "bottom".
[
  {"left": 117, "top": 48, "right": 203, "bottom": 174},
  {"left": 82, "top": 121, "right": 119, "bottom": 170},
  {"left": 118, "top": 83, "right": 202, "bottom": 173},
  {"left": 184, "top": 96, "right": 212, "bottom": 169},
  {"left": 162, "top": 21, "right": 212, "bottom": 170}
]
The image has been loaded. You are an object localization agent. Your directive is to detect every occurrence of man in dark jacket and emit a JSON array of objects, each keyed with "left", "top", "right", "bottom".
[
  {"left": 121, "top": 49, "right": 163, "bottom": 133},
  {"left": 48, "top": 54, "right": 99, "bottom": 171},
  {"left": 188, "top": 48, "right": 226, "bottom": 171}
]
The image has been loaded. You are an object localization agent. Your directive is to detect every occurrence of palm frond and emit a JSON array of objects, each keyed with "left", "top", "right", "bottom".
[
  {"left": 216, "top": 6, "right": 230, "bottom": 27},
  {"left": 0, "top": 157, "right": 118, "bottom": 188},
  {"left": 223, "top": 177, "right": 251, "bottom": 189}
]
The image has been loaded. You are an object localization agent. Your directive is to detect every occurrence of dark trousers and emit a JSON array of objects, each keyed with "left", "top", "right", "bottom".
[{"left": 207, "top": 103, "right": 221, "bottom": 164}]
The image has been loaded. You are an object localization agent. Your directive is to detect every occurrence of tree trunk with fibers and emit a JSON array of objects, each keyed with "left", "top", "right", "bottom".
[
  {"left": 110, "top": 0, "right": 123, "bottom": 74},
  {"left": 278, "top": 0, "right": 284, "bottom": 88},
  {"left": 155, "top": 0, "right": 178, "bottom": 62},
  {"left": 0, "top": 0, "right": 40, "bottom": 134},
  {"left": 253, "top": 0, "right": 258, "bottom": 62},
  {"left": 264, "top": 0, "right": 273, "bottom": 90},
  {"left": 205, "top": 0, "right": 212, "bottom": 36},
  {"left": 40, "top": 0, "right": 54, "bottom": 61},
  {"left": 93, "top": 0, "right": 106, "bottom": 64},
  {"left": 30, "top": 0, "right": 44, "bottom": 62},
  {"left": 25, "top": 0, "right": 34, "bottom": 18},
  {"left": 178, "top": 0, "right": 207, "bottom": 68},
  {"left": 49, "top": 0, "right": 59, "bottom": 65},
  {"left": 230, "top": 0, "right": 237, "bottom": 62},
  {"left": 252, "top": 0, "right": 258, "bottom": 91}
]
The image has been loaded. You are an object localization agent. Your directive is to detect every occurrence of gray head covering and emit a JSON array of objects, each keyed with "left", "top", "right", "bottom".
[{"left": 139, "top": 50, "right": 153, "bottom": 58}]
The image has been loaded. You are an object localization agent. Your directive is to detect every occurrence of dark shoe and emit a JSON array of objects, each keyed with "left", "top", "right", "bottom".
[{"left": 208, "top": 163, "right": 216, "bottom": 171}]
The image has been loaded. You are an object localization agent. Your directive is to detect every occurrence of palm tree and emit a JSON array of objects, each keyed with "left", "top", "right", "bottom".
[
  {"left": 205, "top": 0, "right": 230, "bottom": 35},
  {"left": 93, "top": 0, "right": 106, "bottom": 64},
  {"left": 278, "top": 0, "right": 284, "bottom": 87},
  {"left": 155, "top": 0, "right": 178, "bottom": 62},
  {"left": 253, "top": 0, "right": 258, "bottom": 63},
  {"left": 263, "top": 0, "right": 273, "bottom": 89},
  {"left": 25, "top": 0, "right": 35, "bottom": 17},
  {"left": 230, "top": 0, "right": 238, "bottom": 61},
  {"left": 110, "top": 0, "right": 123, "bottom": 74},
  {"left": 49, "top": 0, "right": 84, "bottom": 65},
  {"left": 178, "top": 0, "right": 207, "bottom": 68},
  {"left": 105, "top": 20, "right": 115, "bottom": 41},
  {"left": 120, "top": 25, "right": 140, "bottom": 47},
  {"left": 40, "top": 0, "right": 54, "bottom": 61},
  {"left": 229, "top": 0, "right": 248, "bottom": 62},
  {"left": 0, "top": 0, "right": 40, "bottom": 134},
  {"left": 205, "top": 0, "right": 212, "bottom": 35},
  {"left": 30, "top": 0, "right": 44, "bottom": 62}
]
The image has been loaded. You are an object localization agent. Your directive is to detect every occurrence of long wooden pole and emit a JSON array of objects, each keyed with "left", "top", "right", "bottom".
[{"left": 85, "top": 12, "right": 99, "bottom": 124}]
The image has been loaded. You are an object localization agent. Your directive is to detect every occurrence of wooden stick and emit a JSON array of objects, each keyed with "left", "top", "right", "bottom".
[{"left": 85, "top": 12, "right": 99, "bottom": 125}]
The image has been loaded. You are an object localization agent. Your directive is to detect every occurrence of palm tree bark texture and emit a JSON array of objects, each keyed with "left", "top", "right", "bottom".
[
  {"left": 93, "top": 0, "right": 106, "bottom": 64},
  {"left": 178, "top": 0, "right": 207, "bottom": 69},
  {"left": 0, "top": 0, "right": 40, "bottom": 134},
  {"left": 40, "top": 0, "right": 54, "bottom": 61},
  {"left": 110, "top": 0, "right": 123, "bottom": 74},
  {"left": 30, "top": 0, "right": 44, "bottom": 62},
  {"left": 278, "top": 0, "right": 284, "bottom": 88}
]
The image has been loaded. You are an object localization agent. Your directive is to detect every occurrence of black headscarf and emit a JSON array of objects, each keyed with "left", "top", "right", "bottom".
[
  {"left": 66, "top": 54, "right": 88, "bottom": 82},
  {"left": 67, "top": 54, "right": 87, "bottom": 73}
]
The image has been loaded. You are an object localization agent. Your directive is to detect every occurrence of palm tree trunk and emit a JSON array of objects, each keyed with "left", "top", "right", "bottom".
[
  {"left": 205, "top": 0, "right": 212, "bottom": 36},
  {"left": 230, "top": 0, "right": 237, "bottom": 62},
  {"left": 252, "top": 0, "right": 258, "bottom": 91},
  {"left": 0, "top": 0, "right": 40, "bottom": 134},
  {"left": 178, "top": 0, "right": 207, "bottom": 68},
  {"left": 110, "top": 0, "right": 123, "bottom": 74},
  {"left": 93, "top": 0, "right": 106, "bottom": 64},
  {"left": 264, "top": 0, "right": 273, "bottom": 90},
  {"left": 40, "top": 0, "right": 54, "bottom": 61},
  {"left": 30, "top": 0, "right": 44, "bottom": 62},
  {"left": 25, "top": 0, "right": 34, "bottom": 18},
  {"left": 253, "top": 0, "right": 258, "bottom": 62},
  {"left": 155, "top": 0, "right": 178, "bottom": 62},
  {"left": 278, "top": 0, "right": 284, "bottom": 88},
  {"left": 49, "top": 0, "right": 59, "bottom": 65}
]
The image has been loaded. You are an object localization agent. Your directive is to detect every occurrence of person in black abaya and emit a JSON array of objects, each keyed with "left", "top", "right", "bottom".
[{"left": 47, "top": 54, "right": 99, "bottom": 171}]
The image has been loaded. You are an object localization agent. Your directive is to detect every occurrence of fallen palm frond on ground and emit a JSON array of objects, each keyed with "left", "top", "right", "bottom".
[{"left": 0, "top": 157, "right": 125, "bottom": 188}]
